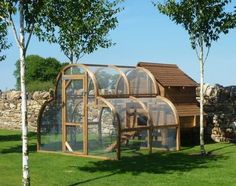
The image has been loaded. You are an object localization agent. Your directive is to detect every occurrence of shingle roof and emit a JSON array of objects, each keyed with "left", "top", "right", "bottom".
[
  {"left": 175, "top": 104, "right": 200, "bottom": 116},
  {"left": 138, "top": 62, "right": 198, "bottom": 87}
]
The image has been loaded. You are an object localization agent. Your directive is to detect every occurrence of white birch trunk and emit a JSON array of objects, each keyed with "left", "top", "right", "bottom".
[
  {"left": 19, "top": 2, "right": 30, "bottom": 185},
  {"left": 199, "top": 42, "right": 206, "bottom": 155}
]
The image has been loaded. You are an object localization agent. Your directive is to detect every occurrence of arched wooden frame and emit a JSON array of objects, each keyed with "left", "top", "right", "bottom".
[
  {"left": 129, "top": 96, "right": 153, "bottom": 153},
  {"left": 62, "top": 64, "right": 99, "bottom": 97},
  {"left": 96, "top": 96, "right": 121, "bottom": 160},
  {"left": 128, "top": 96, "right": 180, "bottom": 151},
  {"left": 122, "top": 67, "right": 160, "bottom": 96},
  {"left": 109, "top": 65, "right": 130, "bottom": 94},
  {"left": 136, "top": 67, "right": 160, "bottom": 95},
  {"left": 92, "top": 65, "right": 131, "bottom": 96},
  {"left": 114, "top": 67, "right": 134, "bottom": 96},
  {"left": 37, "top": 72, "right": 63, "bottom": 151},
  {"left": 156, "top": 96, "right": 179, "bottom": 124},
  {"left": 129, "top": 96, "right": 152, "bottom": 126},
  {"left": 156, "top": 96, "right": 180, "bottom": 150}
]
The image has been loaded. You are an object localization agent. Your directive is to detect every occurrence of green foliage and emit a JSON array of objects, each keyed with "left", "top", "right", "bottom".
[
  {"left": 0, "top": 2, "right": 10, "bottom": 61},
  {"left": 14, "top": 55, "right": 63, "bottom": 91},
  {"left": 155, "top": 0, "right": 236, "bottom": 49},
  {"left": 27, "top": 81, "right": 54, "bottom": 92},
  {"left": 34, "top": 0, "right": 123, "bottom": 63},
  {"left": 0, "top": 0, "right": 46, "bottom": 59}
]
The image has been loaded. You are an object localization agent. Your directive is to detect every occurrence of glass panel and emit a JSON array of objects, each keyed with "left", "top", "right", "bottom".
[
  {"left": 66, "top": 126, "right": 83, "bottom": 152},
  {"left": 126, "top": 68, "right": 155, "bottom": 95},
  {"left": 120, "top": 129, "right": 148, "bottom": 154},
  {"left": 88, "top": 105, "right": 118, "bottom": 159},
  {"left": 152, "top": 128, "right": 177, "bottom": 150},
  {"left": 138, "top": 97, "right": 177, "bottom": 126},
  {"left": 88, "top": 77, "right": 95, "bottom": 96},
  {"left": 64, "top": 66, "right": 85, "bottom": 75},
  {"left": 107, "top": 98, "right": 149, "bottom": 129},
  {"left": 65, "top": 79, "right": 84, "bottom": 123},
  {"left": 56, "top": 74, "right": 62, "bottom": 98},
  {"left": 93, "top": 67, "right": 127, "bottom": 96},
  {"left": 40, "top": 98, "right": 62, "bottom": 151}
]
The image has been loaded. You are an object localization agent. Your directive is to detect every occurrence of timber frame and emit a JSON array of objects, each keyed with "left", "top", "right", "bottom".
[{"left": 38, "top": 63, "right": 180, "bottom": 160}]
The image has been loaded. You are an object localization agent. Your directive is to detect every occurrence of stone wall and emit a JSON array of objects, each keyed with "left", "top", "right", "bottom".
[
  {"left": 196, "top": 84, "right": 236, "bottom": 142},
  {"left": 0, "top": 91, "right": 50, "bottom": 131}
]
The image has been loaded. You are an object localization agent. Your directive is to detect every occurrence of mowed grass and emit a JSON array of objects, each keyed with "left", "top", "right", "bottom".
[{"left": 1, "top": 129, "right": 236, "bottom": 186}]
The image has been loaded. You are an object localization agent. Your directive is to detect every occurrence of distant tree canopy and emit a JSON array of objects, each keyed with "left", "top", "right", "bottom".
[
  {"left": 14, "top": 55, "right": 67, "bottom": 91},
  {"left": 34, "top": 0, "right": 122, "bottom": 63}
]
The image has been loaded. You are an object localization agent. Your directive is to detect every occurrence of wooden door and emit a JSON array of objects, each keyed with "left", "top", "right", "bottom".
[{"left": 62, "top": 74, "right": 88, "bottom": 154}]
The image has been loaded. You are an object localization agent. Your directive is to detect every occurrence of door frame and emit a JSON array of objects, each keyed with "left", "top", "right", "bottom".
[{"left": 61, "top": 73, "right": 88, "bottom": 154}]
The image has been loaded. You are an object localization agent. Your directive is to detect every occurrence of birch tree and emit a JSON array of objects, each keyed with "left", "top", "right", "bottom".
[
  {"left": 155, "top": 0, "right": 236, "bottom": 155},
  {"left": 34, "top": 0, "right": 122, "bottom": 64},
  {"left": 0, "top": 1, "right": 45, "bottom": 185}
]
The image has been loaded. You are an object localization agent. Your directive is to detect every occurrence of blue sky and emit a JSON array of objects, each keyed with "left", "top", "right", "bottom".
[{"left": 1, "top": 0, "right": 236, "bottom": 90}]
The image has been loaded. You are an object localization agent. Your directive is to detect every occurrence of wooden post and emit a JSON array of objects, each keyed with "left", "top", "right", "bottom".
[
  {"left": 148, "top": 127, "right": 153, "bottom": 154},
  {"left": 117, "top": 114, "right": 121, "bottom": 160},
  {"left": 83, "top": 74, "right": 88, "bottom": 155},
  {"left": 62, "top": 77, "right": 66, "bottom": 152},
  {"left": 176, "top": 125, "right": 180, "bottom": 151},
  {"left": 98, "top": 107, "right": 104, "bottom": 146}
]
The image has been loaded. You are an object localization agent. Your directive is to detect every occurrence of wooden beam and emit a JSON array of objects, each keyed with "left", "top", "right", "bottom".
[
  {"left": 83, "top": 74, "right": 88, "bottom": 155},
  {"left": 62, "top": 77, "right": 66, "bottom": 152},
  {"left": 65, "top": 141, "right": 73, "bottom": 152}
]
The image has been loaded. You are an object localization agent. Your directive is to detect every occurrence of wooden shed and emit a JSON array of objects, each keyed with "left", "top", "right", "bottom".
[{"left": 138, "top": 62, "right": 201, "bottom": 136}]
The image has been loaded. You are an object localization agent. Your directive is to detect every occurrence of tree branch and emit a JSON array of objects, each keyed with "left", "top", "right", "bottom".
[
  {"left": 9, "top": 13, "right": 21, "bottom": 48},
  {"left": 203, "top": 46, "right": 210, "bottom": 65},
  {"left": 25, "top": 24, "right": 34, "bottom": 52},
  {"left": 65, "top": 53, "right": 71, "bottom": 62},
  {"left": 195, "top": 47, "right": 200, "bottom": 60},
  {"left": 76, "top": 53, "right": 85, "bottom": 63}
]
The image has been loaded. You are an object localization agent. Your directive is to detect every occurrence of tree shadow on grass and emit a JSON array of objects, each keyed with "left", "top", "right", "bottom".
[
  {"left": 207, "top": 143, "right": 236, "bottom": 154},
  {"left": 0, "top": 143, "right": 37, "bottom": 154},
  {"left": 0, "top": 131, "right": 37, "bottom": 154},
  {"left": 0, "top": 131, "right": 36, "bottom": 142},
  {"left": 69, "top": 149, "right": 229, "bottom": 185}
]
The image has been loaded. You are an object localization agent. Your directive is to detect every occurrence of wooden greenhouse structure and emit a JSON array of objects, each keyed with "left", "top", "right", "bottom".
[{"left": 38, "top": 63, "right": 180, "bottom": 160}]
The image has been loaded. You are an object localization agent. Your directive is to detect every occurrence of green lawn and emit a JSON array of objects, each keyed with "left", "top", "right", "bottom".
[{"left": 1, "top": 129, "right": 236, "bottom": 186}]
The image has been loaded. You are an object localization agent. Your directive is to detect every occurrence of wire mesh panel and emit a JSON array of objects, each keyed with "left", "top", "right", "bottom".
[
  {"left": 138, "top": 97, "right": 177, "bottom": 126},
  {"left": 87, "top": 98, "right": 118, "bottom": 159},
  {"left": 66, "top": 126, "right": 83, "bottom": 152},
  {"left": 95, "top": 68, "right": 121, "bottom": 95},
  {"left": 126, "top": 68, "right": 156, "bottom": 95},
  {"left": 120, "top": 129, "right": 149, "bottom": 154},
  {"left": 107, "top": 98, "right": 149, "bottom": 129},
  {"left": 104, "top": 98, "right": 151, "bottom": 156},
  {"left": 152, "top": 128, "right": 177, "bottom": 150},
  {"left": 64, "top": 66, "right": 85, "bottom": 75},
  {"left": 39, "top": 99, "right": 62, "bottom": 151},
  {"left": 65, "top": 79, "right": 84, "bottom": 123}
]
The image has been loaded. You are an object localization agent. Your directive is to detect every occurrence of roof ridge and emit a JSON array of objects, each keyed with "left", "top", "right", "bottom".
[{"left": 137, "top": 62, "right": 178, "bottom": 68}]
